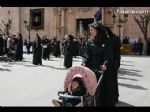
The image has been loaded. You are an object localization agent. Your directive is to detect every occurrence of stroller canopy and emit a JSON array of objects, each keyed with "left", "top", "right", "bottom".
[{"left": 64, "top": 65, "right": 97, "bottom": 96}]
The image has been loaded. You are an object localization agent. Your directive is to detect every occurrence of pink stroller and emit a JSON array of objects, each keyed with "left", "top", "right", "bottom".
[{"left": 57, "top": 65, "right": 104, "bottom": 107}]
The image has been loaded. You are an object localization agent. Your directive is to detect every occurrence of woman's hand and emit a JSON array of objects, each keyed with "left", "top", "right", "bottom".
[{"left": 100, "top": 65, "right": 107, "bottom": 71}]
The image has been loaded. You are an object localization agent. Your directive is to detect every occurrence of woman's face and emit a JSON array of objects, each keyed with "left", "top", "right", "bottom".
[{"left": 90, "top": 27, "right": 97, "bottom": 39}]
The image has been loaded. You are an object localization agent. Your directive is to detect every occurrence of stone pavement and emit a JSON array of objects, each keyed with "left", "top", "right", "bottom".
[{"left": 0, "top": 54, "right": 150, "bottom": 106}]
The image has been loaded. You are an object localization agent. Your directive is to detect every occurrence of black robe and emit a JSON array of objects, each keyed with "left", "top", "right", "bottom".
[
  {"left": 42, "top": 38, "right": 50, "bottom": 60},
  {"left": 53, "top": 41, "right": 61, "bottom": 58},
  {"left": 72, "top": 41, "right": 79, "bottom": 57},
  {"left": 64, "top": 40, "right": 74, "bottom": 68},
  {"left": 0, "top": 37, "right": 4, "bottom": 56},
  {"left": 33, "top": 37, "right": 42, "bottom": 65},
  {"left": 110, "top": 34, "right": 121, "bottom": 103},
  {"left": 147, "top": 40, "right": 150, "bottom": 55},
  {"left": 82, "top": 38, "right": 115, "bottom": 106},
  {"left": 16, "top": 37, "right": 23, "bottom": 61},
  {"left": 137, "top": 42, "right": 144, "bottom": 55}
]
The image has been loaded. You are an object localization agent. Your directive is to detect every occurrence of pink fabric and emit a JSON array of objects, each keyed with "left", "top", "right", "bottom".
[{"left": 64, "top": 65, "right": 97, "bottom": 96}]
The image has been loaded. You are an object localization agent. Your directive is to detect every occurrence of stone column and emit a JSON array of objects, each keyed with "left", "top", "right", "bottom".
[
  {"left": 53, "top": 8, "right": 58, "bottom": 37},
  {"left": 102, "top": 7, "right": 105, "bottom": 24},
  {"left": 19, "top": 7, "right": 21, "bottom": 33},
  {"left": 61, "top": 8, "right": 65, "bottom": 38}
]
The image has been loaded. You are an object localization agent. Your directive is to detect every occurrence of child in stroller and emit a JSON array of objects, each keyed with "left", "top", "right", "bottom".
[
  {"left": 52, "top": 65, "right": 101, "bottom": 107},
  {"left": 52, "top": 77, "right": 86, "bottom": 107},
  {"left": 7, "top": 48, "right": 16, "bottom": 62}
]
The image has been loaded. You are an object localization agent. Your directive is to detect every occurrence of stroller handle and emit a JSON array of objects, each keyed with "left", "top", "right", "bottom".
[
  {"left": 58, "top": 93, "right": 82, "bottom": 100},
  {"left": 92, "top": 69, "right": 104, "bottom": 74}
]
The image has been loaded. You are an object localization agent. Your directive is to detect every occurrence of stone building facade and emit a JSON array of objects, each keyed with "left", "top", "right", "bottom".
[{"left": 0, "top": 7, "right": 150, "bottom": 52}]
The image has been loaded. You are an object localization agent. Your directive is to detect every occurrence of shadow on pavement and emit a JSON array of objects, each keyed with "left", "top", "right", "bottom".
[
  {"left": 116, "top": 101, "right": 135, "bottom": 107},
  {"left": 118, "top": 69, "right": 143, "bottom": 77},
  {"left": 120, "top": 64, "right": 134, "bottom": 67},
  {"left": 41, "top": 65, "right": 68, "bottom": 70},
  {"left": 118, "top": 83, "right": 148, "bottom": 90},
  {"left": 119, "top": 68, "right": 141, "bottom": 72},
  {"left": 22, "top": 60, "right": 31, "bottom": 63},
  {"left": 0, "top": 68, "right": 11, "bottom": 72},
  {"left": 118, "top": 76, "right": 138, "bottom": 81},
  {"left": 121, "top": 60, "right": 134, "bottom": 63},
  {"left": 2, "top": 65, "right": 12, "bottom": 67},
  {"left": 48, "top": 59, "right": 59, "bottom": 61},
  {"left": 23, "top": 64, "right": 38, "bottom": 67}
]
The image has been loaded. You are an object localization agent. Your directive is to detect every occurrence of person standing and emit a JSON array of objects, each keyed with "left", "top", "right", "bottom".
[
  {"left": 33, "top": 34, "right": 42, "bottom": 65},
  {"left": 147, "top": 37, "right": 150, "bottom": 56},
  {"left": 0, "top": 34, "right": 4, "bottom": 56},
  {"left": 82, "top": 22, "right": 115, "bottom": 106},
  {"left": 16, "top": 33, "right": 23, "bottom": 61},
  {"left": 73, "top": 38, "right": 79, "bottom": 58},
  {"left": 64, "top": 35, "right": 74, "bottom": 68},
  {"left": 133, "top": 41, "right": 138, "bottom": 55},
  {"left": 122, "top": 36, "right": 129, "bottom": 44},
  {"left": 26, "top": 41, "right": 31, "bottom": 54},
  {"left": 137, "top": 38, "right": 144, "bottom": 55},
  {"left": 53, "top": 38, "right": 61, "bottom": 58},
  {"left": 42, "top": 35, "right": 50, "bottom": 60},
  {"left": 7, "top": 34, "right": 14, "bottom": 61},
  {"left": 2, "top": 34, "right": 8, "bottom": 55},
  {"left": 105, "top": 27, "right": 121, "bottom": 104},
  {"left": 62, "top": 35, "right": 68, "bottom": 56}
]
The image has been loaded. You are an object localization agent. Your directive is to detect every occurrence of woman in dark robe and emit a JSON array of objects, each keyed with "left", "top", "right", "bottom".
[
  {"left": 42, "top": 37, "right": 50, "bottom": 60},
  {"left": 64, "top": 35, "right": 74, "bottom": 68},
  {"left": 105, "top": 27, "right": 121, "bottom": 104},
  {"left": 33, "top": 34, "right": 42, "bottom": 65},
  {"left": 0, "top": 34, "right": 4, "bottom": 56},
  {"left": 72, "top": 39, "right": 79, "bottom": 58},
  {"left": 53, "top": 41, "right": 61, "bottom": 58},
  {"left": 16, "top": 33, "right": 23, "bottom": 61},
  {"left": 82, "top": 22, "right": 115, "bottom": 106}
]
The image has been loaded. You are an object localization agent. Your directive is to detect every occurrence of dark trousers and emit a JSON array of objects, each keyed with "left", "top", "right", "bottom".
[
  {"left": 139, "top": 49, "right": 143, "bottom": 55},
  {"left": 147, "top": 47, "right": 150, "bottom": 55},
  {"left": 27, "top": 47, "right": 30, "bottom": 54}
]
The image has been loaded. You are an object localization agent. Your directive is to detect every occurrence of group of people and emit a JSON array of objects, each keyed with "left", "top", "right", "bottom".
[
  {"left": 133, "top": 38, "right": 144, "bottom": 55},
  {"left": 82, "top": 22, "right": 121, "bottom": 106},
  {"left": 0, "top": 21, "right": 122, "bottom": 106},
  {"left": 52, "top": 22, "right": 121, "bottom": 107},
  {"left": 32, "top": 35, "right": 62, "bottom": 65},
  {"left": 31, "top": 33, "right": 87, "bottom": 67},
  {"left": 122, "top": 36, "right": 150, "bottom": 56},
  {"left": 0, "top": 33, "right": 23, "bottom": 61},
  {"left": 122, "top": 36, "right": 144, "bottom": 55}
]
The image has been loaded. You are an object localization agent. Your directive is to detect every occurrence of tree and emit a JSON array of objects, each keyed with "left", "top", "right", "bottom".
[
  {"left": 134, "top": 14, "right": 150, "bottom": 54},
  {"left": 134, "top": 14, "right": 150, "bottom": 42},
  {"left": 1, "top": 18, "right": 12, "bottom": 35}
]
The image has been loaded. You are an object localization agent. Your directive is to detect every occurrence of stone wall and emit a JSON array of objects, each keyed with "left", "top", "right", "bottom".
[{"left": 0, "top": 7, "right": 150, "bottom": 53}]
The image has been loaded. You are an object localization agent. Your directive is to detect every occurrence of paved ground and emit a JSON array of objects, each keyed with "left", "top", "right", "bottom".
[{"left": 0, "top": 54, "right": 150, "bottom": 107}]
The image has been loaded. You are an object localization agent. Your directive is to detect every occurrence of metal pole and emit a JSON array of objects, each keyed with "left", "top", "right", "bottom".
[
  {"left": 119, "top": 26, "right": 121, "bottom": 38},
  {"left": 29, "top": 29, "right": 30, "bottom": 42},
  {"left": 29, "top": 18, "right": 31, "bottom": 42}
]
